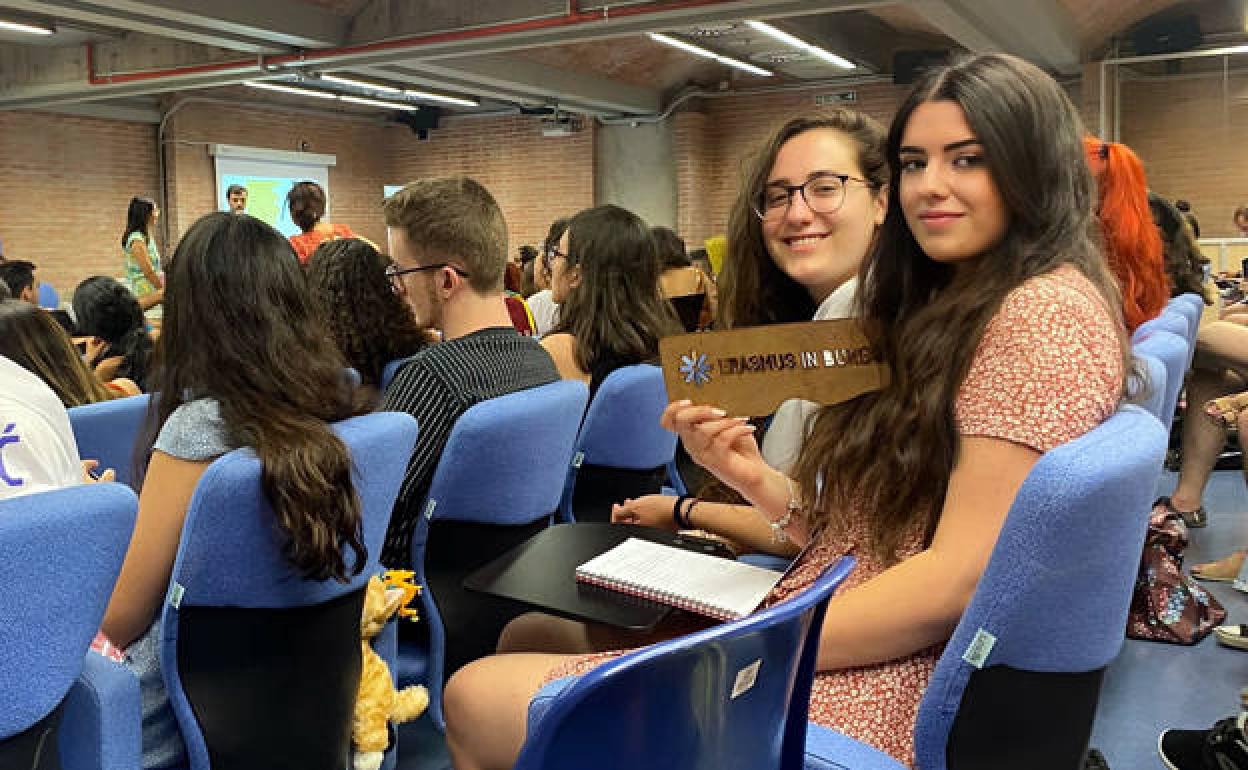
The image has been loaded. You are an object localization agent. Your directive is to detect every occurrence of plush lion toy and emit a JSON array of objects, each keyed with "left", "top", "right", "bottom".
[{"left": 354, "top": 571, "right": 429, "bottom": 770}]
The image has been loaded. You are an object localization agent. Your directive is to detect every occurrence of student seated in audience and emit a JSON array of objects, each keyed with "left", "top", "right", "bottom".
[
  {"left": 540, "top": 204, "right": 681, "bottom": 399},
  {"left": 0, "top": 354, "right": 110, "bottom": 499},
  {"left": 121, "top": 196, "right": 164, "bottom": 321},
  {"left": 287, "top": 180, "right": 361, "bottom": 265},
  {"left": 377, "top": 177, "right": 559, "bottom": 571},
  {"left": 1084, "top": 137, "right": 1168, "bottom": 332},
  {"left": 305, "top": 237, "right": 431, "bottom": 407},
  {"left": 1150, "top": 193, "right": 1215, "bottom": 303},
  {"left": 518, "top": 245, "right": 540, "bottom": 297},
  {"left": 526, "top": 218, "right": 566, "bottom": 338},
  {"left": 442, "top": 53, "right": 1127, "bottom": 769},
  {"left": 654, "top": 225, "right": 717, "bottom": 330},
  {"left": 1175, "top": 198, "right": 1201, "bottom": 239},
  {"left": 100, "top": 212, "right": 366, "bottom": 769},
  {"left": 73, "top": 276, "right": 154, "bottom": 391},
  {"left": 0, "top": 258, "right": 41, "bottom": 304},
  {"left": 0, "top": 299, "right": 139, "bottom": 405},
  {"left": 609, "top": 108, "right": 889, "bottom": 545},
  {"left": 1235, "top": 205, "right": 1248, "bottom": 238},
  {"left": 689, "top": 247, "right": 715, "bottom": 281}
]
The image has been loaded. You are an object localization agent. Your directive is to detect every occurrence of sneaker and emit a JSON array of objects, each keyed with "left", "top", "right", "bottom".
[{"left": 1158, "top": 713, "right": 1248, "bottom": 769}]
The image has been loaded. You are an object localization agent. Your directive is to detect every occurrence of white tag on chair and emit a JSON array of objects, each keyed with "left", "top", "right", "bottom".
[
  {"left": 572, "top": 451, "right": 584, "bottom": 469},
  {"left": 962, "top": 628, "right": 996, "bottom": 669},
  {"left": 424, "top": 499, "right": 437, "bottom": 520},
  {"left": 731, "top": 659, "right": 761, "bottom": 699},
  {"left": 168, "top": 582, "right": 185, "bottom": 609}
]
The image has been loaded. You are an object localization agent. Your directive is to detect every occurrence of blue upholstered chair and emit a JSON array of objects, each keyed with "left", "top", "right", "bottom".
[
  {"left": 59, "top": 653, "right": 142, "bottom": 770},
  {"left": 1131, "top": 352, "right": 1168, "bottom": 424},
  {"left": 158, "top": 412, "right": 416, "bottom": 770},
  {"left": 522, "top": 556, "right": 855, "bottom": 770},
  {"left": 1166, "top": 294, "right": 1202, "bottom": 348},
  {"left": 804, "top": 405, "right": 1167, "bottom": 770},
  {"left": 68, "top": 395, "right": 152, "bottom": 490},
  {"left": 559, "top": 365, "right": 679, "bottom": 523},
  {"left": 0, "top": 483, "right": 137, "bottom": 770},
  {"left": 380, "top": 355, "right": 417, "bottom": 392},
  {"left": 37, "top": 282, "right": 60, "bottom": 309},
  {"left": 1133, "top": 331, "right": 1187, "bottom": 432},
  {"left": 1131, "top": 312, "right": 1188, "bottom": 346},
  {"left": 395, "top": 379, "right": 588, "bottom": 731}
]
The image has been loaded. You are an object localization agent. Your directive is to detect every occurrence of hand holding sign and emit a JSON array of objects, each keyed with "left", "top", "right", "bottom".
[{"left": 661, "top": 402, "right": 766, "bottom": 496}]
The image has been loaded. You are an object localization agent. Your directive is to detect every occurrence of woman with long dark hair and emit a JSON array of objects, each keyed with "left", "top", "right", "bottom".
[
  {"left": 306, "top": 237, "right": 430, "bottom": 406},
  {"left": 442, "top": 53, "right": 1127, "bottom": 768},
  {"left": 0, "top": 299, "right": 138, "bottom": 406},
  {"left": 100, "top": 212, "right": 366, "bottom": 768},
  {"left": 72, "top": 276, "right": 154, "bottom": 391},
  {"left": 540, "top": 204, "right": 680, "bottom": 398},
  {"left": 121, "top": 196, "right": 164, "bottom": 321}
]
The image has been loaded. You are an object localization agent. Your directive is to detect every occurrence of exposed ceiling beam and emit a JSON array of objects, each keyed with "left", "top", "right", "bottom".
[
  {"left": 0, "top": 0, "right": 346, "bottom": 52},
  {"left": 911, "top": 0, "right": 1081, "bottom": 74},
  {"left": 383, "top": 55, "right": 662, "bottom": 115}
]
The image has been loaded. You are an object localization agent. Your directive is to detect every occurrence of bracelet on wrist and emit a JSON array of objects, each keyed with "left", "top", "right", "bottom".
[
  {"left": 672, "top": 495, "right": 692, "bottom": 530},
  {"left": 680, "top": 497, "right": 699, "bottom": 530},
  {"left": 768, "top": 477, "right": 802, "bottom": 544}
]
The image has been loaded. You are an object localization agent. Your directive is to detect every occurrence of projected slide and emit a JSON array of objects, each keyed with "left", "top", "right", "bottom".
[
  {"left": 210, "top": 144, "right": 337, "bottom": 240},
  {"left": 221, "top": 175, "right": 302, "bottom": 237}
]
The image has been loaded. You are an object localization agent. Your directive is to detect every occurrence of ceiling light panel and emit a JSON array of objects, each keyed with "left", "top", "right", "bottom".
[
  {"left": 0, "top": 18, "right": 54, "bottom": 35},
  {"left": 648, "top": 32, "right": 772, "bottom": 77},
  {"left": 745, "top": 20, "right": 854, "bottom": 70}
]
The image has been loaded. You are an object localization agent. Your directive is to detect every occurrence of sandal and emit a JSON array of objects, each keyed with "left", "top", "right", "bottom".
[
  {"left": 1154, "top": 495, "right": 1209, "bottom": 529},
  {"left": 1193, "top": 551, "right": 1247, "bottom": 582},
  {"left": 1214, "top": 624, "right": 1248, "bottom": 650},
  {"left": 1206, "top": 390, "right": 1248, "bottom": 428}
]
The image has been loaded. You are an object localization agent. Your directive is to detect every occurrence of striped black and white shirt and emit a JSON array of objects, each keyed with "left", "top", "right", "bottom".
[{"left": 379, "top": 326, "right": 559, "bottom": 567}]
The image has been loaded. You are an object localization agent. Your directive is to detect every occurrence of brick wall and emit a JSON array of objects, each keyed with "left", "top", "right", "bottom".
[
  {"left": 1120, "top": 74, "right": 1248, "bottom": 239},
  {"left": 386, "top": 114, "right": 595, "bottom": 258},
  {"left": 164, "top": 101, "right": 392, "bottom": 250},
  {"left": 0, "top": 111, "right": 158, "bottom": 299}
]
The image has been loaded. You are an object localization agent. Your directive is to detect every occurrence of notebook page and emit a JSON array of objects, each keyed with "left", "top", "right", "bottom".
[{"left": 577, "top": 538, "right": 785, "bottom": 619}]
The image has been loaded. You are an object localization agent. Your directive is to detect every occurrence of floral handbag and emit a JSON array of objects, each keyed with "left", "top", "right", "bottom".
[{"left": 1126, "top": 509, "right": 1226, "bottom": 644}]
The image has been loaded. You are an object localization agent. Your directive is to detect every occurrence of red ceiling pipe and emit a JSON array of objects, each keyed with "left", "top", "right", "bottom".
[{"left": 85, "top": 0, "right": 745, "bottom": 86}]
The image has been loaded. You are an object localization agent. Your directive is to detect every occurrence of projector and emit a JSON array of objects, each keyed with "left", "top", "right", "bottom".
[{"left": 540, "top": 115, "right": 579, "bottom": 137}]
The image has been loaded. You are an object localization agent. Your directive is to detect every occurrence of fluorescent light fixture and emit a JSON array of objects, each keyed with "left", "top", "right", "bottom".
[
  {"left": 648, "top": 32, "right": 772, "bottom": 77},
  {"left": 745, "top": 20, "right": 854, "bottom": 70},
  {"left": 338, "top": 94, "right": 419, "bottom": 111},
  {"left": 321, "top": 73, "right": 403, "bottom": 94},
  {"left": 244, "top": 81, "right": 338, "bottom": 99},
  {"left": 403, "top": 88, "right": 480, "bottom": 108},
  {"left": 0, "top": 18, "right": 54, "bottom": 35}
]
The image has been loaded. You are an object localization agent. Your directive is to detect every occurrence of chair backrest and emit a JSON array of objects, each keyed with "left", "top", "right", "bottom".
[
  {"left": 1166, "top": 295, "right": 1201, "bottom": 347},
  {"left": 68, "top": 394, "right": 151, "bottom": 490},
  {"left": 381, "top": 355, "right": 417, "bottom": 392},
  {"left": 1131, "top": 312, "right": 1187, "bottom": 345},
  {"left": 1131, "top": 352, "right": 1168, "bottom": 423},
  {"left": 560, "top": 365, "right": 679, "bottom": 522},
  {"left": 0, "top": 484, "right": 137, "bottom": 746},
  {"left": 159, "top": 412, "right": 416, "bottom": 770},
  {"left": 913, "top": 406, "right": 1167, "bottom": 770},
  {"left": 409, "top": 379, "right": 588, "bottom": 729},
  {"left": 1133, "top": 331, "right": 1187, "bottom": 431},
  {"left": 37, "top": 282, "right": 59, "bottom": 309},
  {"left": 518, "top": 556, "right": 856, "bottom": 770}
]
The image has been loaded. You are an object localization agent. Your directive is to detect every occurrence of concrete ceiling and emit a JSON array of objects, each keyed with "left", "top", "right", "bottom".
[{"left": 0, "top": 0, "right": 1234, "bottom": 122}]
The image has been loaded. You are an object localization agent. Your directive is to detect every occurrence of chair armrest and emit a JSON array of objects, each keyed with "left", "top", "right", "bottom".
[
  {"left": 526, "top": 676, "right": 578, "bottom": 739},
  {"left": 58, "top": 653, "right": 141, "bottom": 770},
  {"left": 804, "top": 723, "right": 907, "bottom": 770}
]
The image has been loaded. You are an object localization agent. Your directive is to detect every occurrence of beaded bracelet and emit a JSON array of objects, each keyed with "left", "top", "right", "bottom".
[{"left": 769, "top": 477, "right": 801, "bottom": 544}]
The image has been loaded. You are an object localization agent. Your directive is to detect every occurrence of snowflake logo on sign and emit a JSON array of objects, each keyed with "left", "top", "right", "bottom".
[{"left": 679, "top": 351, "right": 713, "bottom": 386}]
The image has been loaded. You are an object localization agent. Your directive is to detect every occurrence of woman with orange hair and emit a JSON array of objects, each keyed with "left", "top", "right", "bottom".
[{"left": 1084, "top": 137, "right": 1169, "bottom": 331}]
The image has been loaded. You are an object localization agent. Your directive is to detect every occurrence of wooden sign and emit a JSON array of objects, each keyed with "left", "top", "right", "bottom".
[{"left": 659, "top": 319, "right": 890, "bottom": 417}]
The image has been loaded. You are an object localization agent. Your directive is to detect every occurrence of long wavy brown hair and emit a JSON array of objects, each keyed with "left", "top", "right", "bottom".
[
  {"left": 0, "top": 299, "right": 116, "bottom": 407},
  {"left": 719, "top": 108, "right": 888, "bottom": 329},
  {"left": 148, "top": 212, "right": 365, "bottom": 581},
  {"left": 793, "top": 53, "right": 1129, "bottom": 562},
  {"left": 306, "top": 238, "right": 429, "bottom": 387}
]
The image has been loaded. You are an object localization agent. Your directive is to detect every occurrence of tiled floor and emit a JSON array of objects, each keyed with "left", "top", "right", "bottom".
[
  {"left": 393, "top": 469, "right": 1248, "bottom": 770},
  {"left": 1091, "top": 469, "right": 1248, "bottom": 769}
]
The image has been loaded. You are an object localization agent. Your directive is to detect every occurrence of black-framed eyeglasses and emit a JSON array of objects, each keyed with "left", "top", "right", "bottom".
[
  {"left": 751, "top": 173, "right": 871, "bottom": 221},
  {"left": 541, "top": 246, "right": 572, "bottom": 270},
  {"left": 384, "top": 262, "right": 470, "bottom": 293}
]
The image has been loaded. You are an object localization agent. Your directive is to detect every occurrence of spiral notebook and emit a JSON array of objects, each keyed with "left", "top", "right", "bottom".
[{"left": 574, "top": 537, "right": 787, "bottom": 621}]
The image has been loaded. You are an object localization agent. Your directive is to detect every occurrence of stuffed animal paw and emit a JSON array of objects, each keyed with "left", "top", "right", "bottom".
[{"left": 353, "top": 573, "right": 427, "bottom": 770}]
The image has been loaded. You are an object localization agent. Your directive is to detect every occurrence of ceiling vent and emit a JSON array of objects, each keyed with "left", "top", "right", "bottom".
[
  {"left": 685, "top": 22, "right": 739, "bottom": 37},
  {"left": 752, "top": 49, "right": 812, "bottom": 65}
]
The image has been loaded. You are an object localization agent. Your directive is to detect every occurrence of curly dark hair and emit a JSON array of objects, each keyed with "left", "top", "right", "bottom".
[
  {"left": 306, "top": 238, "right": 429, "bottom": 386},
  {"left": 72, "top": 276, "right": 153, "bottom": 390}
]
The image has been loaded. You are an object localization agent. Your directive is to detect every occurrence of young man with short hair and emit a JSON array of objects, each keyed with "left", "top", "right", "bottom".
[
  {"left": 226, "top": 184, "right": 248, "bottom": 213},
  {"left": 0, "top": 260, "right": 39, "bottom": 305}
]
